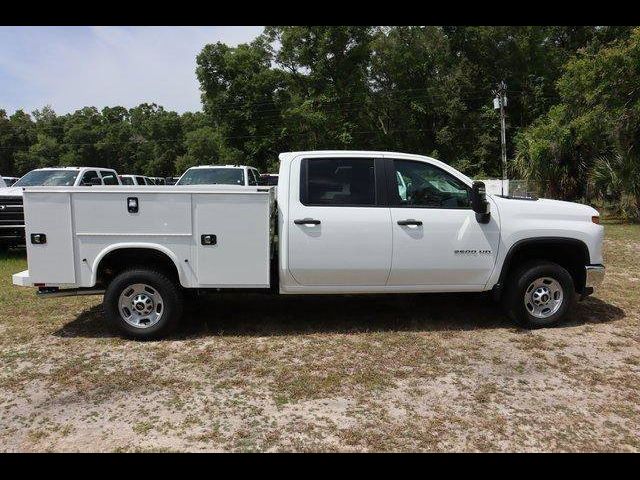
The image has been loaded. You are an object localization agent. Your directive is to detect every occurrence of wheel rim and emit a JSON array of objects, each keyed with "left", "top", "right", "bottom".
[
  {"left": 118, "top": 283, "right": 164, "bottom": 329},
  {"left": 524, "top": 277, "right": 564, "bottom": 319}
]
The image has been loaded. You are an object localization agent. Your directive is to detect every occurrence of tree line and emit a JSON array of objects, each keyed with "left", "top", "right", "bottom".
[{"left": 1, "top": 26, "right": 638, "bottom": 218}]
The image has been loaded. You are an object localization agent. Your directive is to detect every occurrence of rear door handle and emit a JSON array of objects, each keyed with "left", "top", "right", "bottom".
[
  {"left": 397, "top": 219, "right": 423, "bottom": 226},
  {"left": 294, "top": 218, "right": 321, "bottom": 225}
]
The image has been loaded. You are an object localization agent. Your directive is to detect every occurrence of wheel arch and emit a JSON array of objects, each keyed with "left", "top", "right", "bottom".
[
  {"left": 92, "top": 243, "right": 187, "bottom": 288},
  {"left": 497, "top": 237, "right": 590, "bottom": 294}
]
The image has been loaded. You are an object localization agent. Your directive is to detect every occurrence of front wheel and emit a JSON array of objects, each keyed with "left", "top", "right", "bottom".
[
  {"left": 104, "top": 269, "right": 183, "bottom": 340},
  {"left": 503, "top": 260, "right": 575, "bottom": 328}
]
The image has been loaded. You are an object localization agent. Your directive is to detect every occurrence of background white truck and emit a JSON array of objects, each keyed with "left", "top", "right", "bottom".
[
  {"left": 176, "top": 165, "right": 263, "bottom": 186},
  {"left": 12, "top": 151, "right": 605, "bottom": 339},
  {"left": 1, "top": 166, "right": 120, "bottom": 252}
]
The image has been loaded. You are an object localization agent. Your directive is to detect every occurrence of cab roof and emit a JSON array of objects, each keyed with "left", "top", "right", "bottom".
[
  {"left": 34, "top": 166, "right": 116, "bottom": 171},
  {"left": 187, "top": 165, "right": 255, "bottom": 169}
]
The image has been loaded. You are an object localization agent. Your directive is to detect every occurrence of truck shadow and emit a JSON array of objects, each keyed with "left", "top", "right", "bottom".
[{"left": 55, "top": 293, "right": 625, "bottom": 339}]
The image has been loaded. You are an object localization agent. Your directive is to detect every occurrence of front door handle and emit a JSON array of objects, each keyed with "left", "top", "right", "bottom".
[
  {"left": 397, "top": 219, "right": 423, "bottom": 226},
  {"left": 294, "top": 218, "right": 321, "bottom": 225}
]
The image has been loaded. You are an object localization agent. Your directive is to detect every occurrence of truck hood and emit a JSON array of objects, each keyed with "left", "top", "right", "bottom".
[
  {"left": 0, "top": 187, "right": 23, "bottom": 197},
  {"left": 490, "top": 195, "right": 599, "bottom": 221}
]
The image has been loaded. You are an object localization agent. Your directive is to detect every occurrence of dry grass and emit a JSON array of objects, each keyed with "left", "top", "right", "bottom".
[{"left": 0, "top": 223, "right": 638, "bottom": 452}]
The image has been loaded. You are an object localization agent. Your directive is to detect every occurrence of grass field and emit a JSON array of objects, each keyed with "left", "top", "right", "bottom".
[{"left": 0, "top": 223, "right": 638, "bottom": 452}]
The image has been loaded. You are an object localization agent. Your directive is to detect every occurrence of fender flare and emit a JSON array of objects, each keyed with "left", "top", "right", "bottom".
[{"left": 495, "top": 236, "right": 590, "bottom": 290}]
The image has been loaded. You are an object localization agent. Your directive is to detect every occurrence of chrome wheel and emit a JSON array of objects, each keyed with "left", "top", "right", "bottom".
[
  {"left": 118, "top": 283, "right": 164, "bottom": 328},
  {"left": 524, "top": 277, "right": 564, "bottom": 319}
]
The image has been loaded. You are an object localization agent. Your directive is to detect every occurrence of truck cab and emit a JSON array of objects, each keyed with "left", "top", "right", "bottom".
[
  {"left": 12, "top": 151, "right": 605, "bottom": 339},
  {"left": 1, "top": 167, "right": 120, "bottom": 252}
]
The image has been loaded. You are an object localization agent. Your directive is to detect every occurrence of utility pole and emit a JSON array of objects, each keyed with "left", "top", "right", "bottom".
[{"left": 493, "top": 81, "right": 508, "bottom": 196}]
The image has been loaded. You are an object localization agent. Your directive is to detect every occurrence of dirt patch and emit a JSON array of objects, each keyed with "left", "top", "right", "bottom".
[{"left": 0, "top": 224, "right": 638, "bottom": 452}]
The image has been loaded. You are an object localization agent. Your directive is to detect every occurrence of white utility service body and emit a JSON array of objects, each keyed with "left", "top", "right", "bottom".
[
  {"left": 13, "top": 150, "right": 605, "bottom": 338},
  {"left": 14, "top": 185, "right": 274, "bottom": 290}
]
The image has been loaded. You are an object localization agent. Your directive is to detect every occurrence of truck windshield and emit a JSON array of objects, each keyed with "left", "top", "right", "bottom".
[
  {"left": 177, "top": 168, "right": 244, "bottom": 186},
  {"left": 14, "top": 170, "right": 79, "bottom": 187}
]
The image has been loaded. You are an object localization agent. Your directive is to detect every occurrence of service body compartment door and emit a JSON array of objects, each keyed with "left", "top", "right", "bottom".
[
  {"left": 24, "top": 191, "right": 76, "bottom": 284},
  {"left": 193, "top": 192, "right": 271, "bottom": 287}
]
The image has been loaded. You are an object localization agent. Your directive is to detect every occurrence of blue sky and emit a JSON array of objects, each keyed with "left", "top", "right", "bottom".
[{"left": 0, "top": 26, "right": 263, "bottom": 116}]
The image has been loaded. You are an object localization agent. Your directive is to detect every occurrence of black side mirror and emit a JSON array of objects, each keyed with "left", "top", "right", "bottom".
[{"left": 471, "top": 181, "right": 490, "bottom": 223}]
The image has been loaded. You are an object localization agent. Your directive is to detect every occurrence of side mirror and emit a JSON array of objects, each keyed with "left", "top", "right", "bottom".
[{"left": 471, "top": 181, "right": 490, "bottom": 223}]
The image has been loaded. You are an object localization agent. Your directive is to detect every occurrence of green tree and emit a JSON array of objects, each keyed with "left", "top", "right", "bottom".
[{"left": 515, "top": 27, "right": 640, "bottom": 217}]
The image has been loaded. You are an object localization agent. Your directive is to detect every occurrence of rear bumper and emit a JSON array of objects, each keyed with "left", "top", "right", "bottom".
[
  {"left": 12, "top": 270, "right": 103, "bottom": 297},
  {"left": 582, "top": 264, "right": 605, "bottom": 298},
  {"left": 12, "top": 270, "right": 32, "bottom": 286}
]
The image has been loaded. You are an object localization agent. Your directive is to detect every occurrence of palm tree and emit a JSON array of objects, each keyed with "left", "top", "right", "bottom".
[{"left": 591, "top": 153, "right": 640, "bottom": 222}]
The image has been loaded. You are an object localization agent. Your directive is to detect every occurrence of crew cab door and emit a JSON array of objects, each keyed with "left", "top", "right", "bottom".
[
  {"left": 287, "top": 156, "right": 392, "bottom": 286},
  {"left": 385, "top": 158, "right": 500, "bottom": 287}
]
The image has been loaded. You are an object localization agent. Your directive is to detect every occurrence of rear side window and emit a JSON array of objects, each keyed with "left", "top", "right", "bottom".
[
  {"left": 120, "top": 176, "right": 134, "bottom": 185},
  {"left": 100, "top": 171, "right": 118, "bottom": 185},
  {"left": 301, "top": 158, "right": 376, "bottom": 206},
  {"left": 135, "top": 176, "right": 146, "bottom": 185},
  {"left": 80, "top": 170, "right": 101, "bottom": 186}
]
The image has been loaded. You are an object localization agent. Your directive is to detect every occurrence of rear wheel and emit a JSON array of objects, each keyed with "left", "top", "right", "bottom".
[
  {"left": 503, "top": 260, "right": 575, "bottom": 328},
  {"left": 104, "top": 269, "right": 183, "bottom": 340}
]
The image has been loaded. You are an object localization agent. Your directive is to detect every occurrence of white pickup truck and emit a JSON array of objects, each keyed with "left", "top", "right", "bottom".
[{"left": 12, "top": 151, "right": 605, "bottom": 339}]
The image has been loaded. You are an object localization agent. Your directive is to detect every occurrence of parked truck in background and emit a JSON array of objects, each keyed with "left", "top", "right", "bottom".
[
  {"left": 176, "top": 165, "right": 262, "bottom": 186},
  {"left": 1, "top": 167, "right": 120, "bottom": 253},
  {"left": 2, "top": 177, "right": 19, "bottom": 187},
  {"left": 12, "top": 151, "right": 604, "bottom": 339}
]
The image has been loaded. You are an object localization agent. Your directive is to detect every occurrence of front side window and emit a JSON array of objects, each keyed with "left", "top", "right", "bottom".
[
  {"left": 100, "top": 171, "right": 118, "bottom": 185},
  {"left": 135, "top": 176, "right": 146, "bottom": 185},
  {"left": 302, "top": 158, "right": 376, "bottom": 206},
  {"left": 176, "top": 168, "right": 245, "bottom": 186},
  {"left": 120, "top": 176, "right": 134, "bottom": 185},
  {"left": 14, "top": 170, "right": 79, "bottom": 187},
  {"left": 391, "top": 160, "right": 470, "bottom": 209}
]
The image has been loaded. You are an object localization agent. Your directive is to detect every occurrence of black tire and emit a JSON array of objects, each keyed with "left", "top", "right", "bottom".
[
  {"left": 503, "top": 260, "right": 575, "bottom": 328},
  {"left": 103, "top": 268, "right": 183, "bottom": 340}
]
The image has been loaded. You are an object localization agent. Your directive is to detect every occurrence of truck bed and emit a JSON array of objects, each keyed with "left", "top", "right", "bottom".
[{"left": 17, "top": 185, "right": 275, "bottom": 289}]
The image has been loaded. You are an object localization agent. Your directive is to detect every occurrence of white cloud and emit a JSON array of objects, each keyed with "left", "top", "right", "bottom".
[{"left": 0, "top": 26, "right": 263, "bottom": 115}]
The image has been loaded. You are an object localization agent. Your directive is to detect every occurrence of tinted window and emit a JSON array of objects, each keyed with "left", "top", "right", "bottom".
[
  {"left": 303, "top": 158, "right": 376, "bottom": 206},
  {"left": 80, "top": 170, "right": 101, "bottom": 186},
  {"left": 262, "top": 175, "right": 279, "bottom": 186},
  {"left": 135, "top": 176, "right": 146, "bottom": 185},
  {"left": 100, "top": 171, "right": 118, "bottom": 185},
  {"left": 14, "top": 170, "right": 78, "bottom": 187},
  {"left": 120, "top": 176, "right": 134, "bottom": 185},
  {"left": 176, "top": 168, "right": 245, "bottom": 186},
  {"left": 248, "top": 169, "right": 259, "bottom": 186},
  {"left": 391, "top": 160, "right": 470, "bottom": 209}
]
